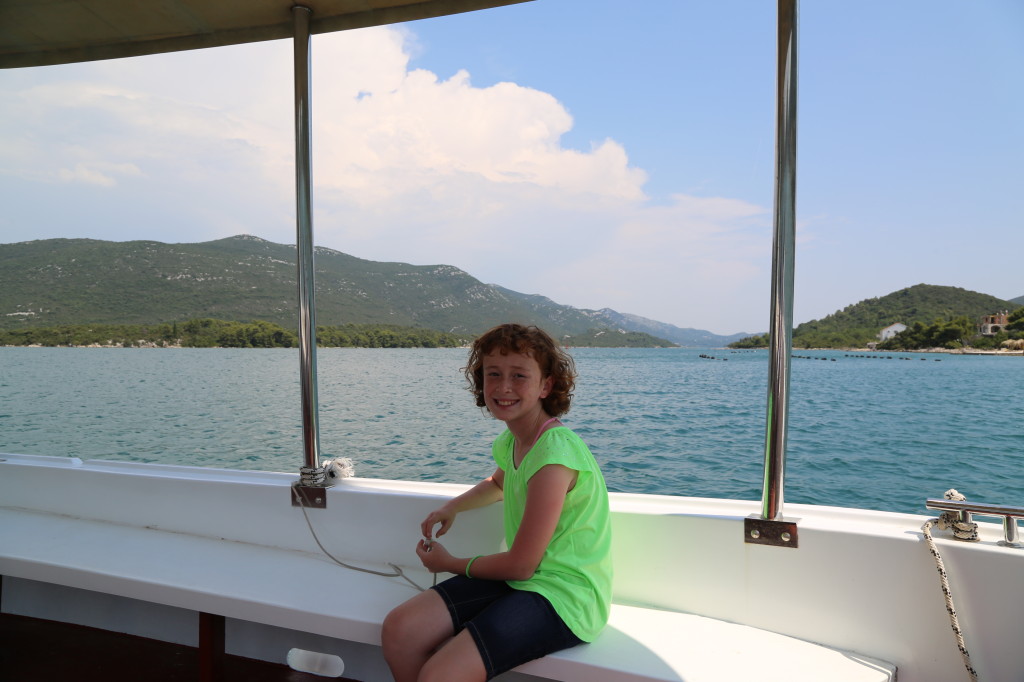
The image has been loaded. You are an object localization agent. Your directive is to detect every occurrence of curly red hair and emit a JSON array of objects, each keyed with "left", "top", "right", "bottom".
[{"left": 464, "top": 323, "right": 576, "bottom": 417}]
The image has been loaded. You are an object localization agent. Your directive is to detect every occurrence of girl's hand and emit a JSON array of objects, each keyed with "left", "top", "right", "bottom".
[
  {"left": 420, "top": 505, "right": 456, "bottom": 540},
  {"left": 416, "top": 538, "right": 453, "bottom": 573}
]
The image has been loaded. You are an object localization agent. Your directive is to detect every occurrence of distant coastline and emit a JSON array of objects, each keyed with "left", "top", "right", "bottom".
[
  {"left": 0, "top": 317, "right": 678, "bottom": 350},
  {"left": 790, "top": 346, "right": 1023, "bottom": 356},
  {"left": 3, "top": 342, "right": 684, "bottom": 350},
  {"left": 8, "top": 343, "right": 1020, "bottom": 355}
]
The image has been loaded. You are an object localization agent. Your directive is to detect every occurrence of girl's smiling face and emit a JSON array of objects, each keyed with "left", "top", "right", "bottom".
[{"left": 482, "top": 351, "right": 553, "bottom": 426}]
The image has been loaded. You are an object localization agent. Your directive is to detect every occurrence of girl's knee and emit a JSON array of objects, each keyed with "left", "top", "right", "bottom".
[
  {"left": 381, "top": 603, "right": 412, "bottom": 647},
  {"left": 382, "top": 591, "right": 451, "bottom": 651}
]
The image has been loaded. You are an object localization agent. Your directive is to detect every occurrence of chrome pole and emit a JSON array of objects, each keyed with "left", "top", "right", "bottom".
[
  {"left": 761, "top": 0, "right": 798, "bottom": 521},
  {"left": 293, "top": 5, "right": 321, "bottom": 472}
]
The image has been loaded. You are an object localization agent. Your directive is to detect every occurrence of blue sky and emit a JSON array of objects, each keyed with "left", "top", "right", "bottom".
[{"left": 1, "top": 0, "right": 1021, "bottom": 335}]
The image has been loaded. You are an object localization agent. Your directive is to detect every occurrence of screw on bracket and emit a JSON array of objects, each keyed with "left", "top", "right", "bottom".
[
  {"left": 291, "top": 483, "right": 327, "bottom": 509},
  {"left": 744, "top": 515, "right": 799, "bottom": 548}
]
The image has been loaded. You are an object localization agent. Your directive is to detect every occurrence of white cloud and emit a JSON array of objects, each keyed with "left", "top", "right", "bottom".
[
  {"left": 527, "top": 194, "right": 772, "bottom": 332},
  {"left": 57, "top": 161, "right": 142, "bottom": 187},
  {"left": 0, "top": 25, "right": 773, "bottom": 334},
  {"left": 3, "top": 79, "right": 275, "bottom": 188},
  {"left": 312, "top": 47, "right": 648, "bottom": 205}
]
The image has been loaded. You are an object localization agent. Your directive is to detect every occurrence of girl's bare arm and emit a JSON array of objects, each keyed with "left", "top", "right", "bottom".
[
  {"left": 417, "top": 464, "right": 577, "bottom": 581},
  {"left": 420, "top": 467, "right": 505, "bottom": 539}
]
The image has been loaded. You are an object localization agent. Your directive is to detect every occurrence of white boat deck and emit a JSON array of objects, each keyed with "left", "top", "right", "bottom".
[
  {"left": 6, "top": 453, "right": 1021, "bottom": 681},
  {"left": 0, "top": 502, "right": 894, "bottom": 682}
]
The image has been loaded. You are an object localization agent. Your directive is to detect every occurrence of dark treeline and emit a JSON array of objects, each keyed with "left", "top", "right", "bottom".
[
  {"left": 315, "top": 324, "right": 462, "bottom": 348},
  {"left": 879, "top": 311, "right": 1024, "bottom": 351},
  {"left": 0, "top": 319, "right": 464, "bottom": 349},
  {"left": 563, "top": 330, "right": 676, "bottom": 348}
]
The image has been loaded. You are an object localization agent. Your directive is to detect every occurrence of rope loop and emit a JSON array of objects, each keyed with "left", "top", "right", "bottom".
[
  {"left": 299, "top": 465, "right": 327, "bottom": 486},
  {"left": 935, "top": 489, "right": 979, "bottom": 542}
]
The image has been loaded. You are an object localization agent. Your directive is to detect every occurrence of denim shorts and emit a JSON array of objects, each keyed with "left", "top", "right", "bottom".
[{"left": 431, "top": 575, "right": 583, "bottom": 679}]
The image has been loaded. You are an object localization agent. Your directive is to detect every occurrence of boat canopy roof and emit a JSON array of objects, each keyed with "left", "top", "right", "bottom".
[{"left": 0, "top": 0, "right": 529, "bottom": 68}]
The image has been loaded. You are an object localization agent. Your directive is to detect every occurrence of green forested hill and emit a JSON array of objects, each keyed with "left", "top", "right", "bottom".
[
  {"left": 732, "top": 284, "right": 1020, "bottom": 349},
  {"left": 0, "top": 235, "right": 524, "bottom": 332},
  {"left": 0, "top": 236, "right": 678, "bottom": 346}
]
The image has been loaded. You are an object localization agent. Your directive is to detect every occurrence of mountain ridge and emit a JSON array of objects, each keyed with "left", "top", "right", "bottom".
[{"left": 0, "top": 235, "right": 748, "bottom": 346}]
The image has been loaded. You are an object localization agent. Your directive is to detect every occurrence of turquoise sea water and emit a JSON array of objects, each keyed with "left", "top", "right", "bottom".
[{"left": 1, "top": 347, "right": 1021, "bottom": 515}]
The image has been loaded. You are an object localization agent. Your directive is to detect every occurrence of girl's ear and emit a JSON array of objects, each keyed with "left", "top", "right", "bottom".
[{"left": 540, "top": 375, "right": 554, "bottom": 399}]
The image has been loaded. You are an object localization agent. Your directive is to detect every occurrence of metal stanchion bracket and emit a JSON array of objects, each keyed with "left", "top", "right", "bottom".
[
  {"left": 745, "top": 515, "right": 799, "bottom": 548},
  {"left": 292, "top": 483, "right": 328, "bottom": 509}
]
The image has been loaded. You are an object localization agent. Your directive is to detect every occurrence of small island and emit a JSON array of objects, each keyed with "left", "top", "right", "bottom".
[{"left": 729, "top": 285, "right": 1024, "bottom": 353}]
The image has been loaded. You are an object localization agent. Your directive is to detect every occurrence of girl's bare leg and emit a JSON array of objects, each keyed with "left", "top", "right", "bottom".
[
  {"left": 382, "top": 589, "right": 456, "bottom": 682},
  {"left": 419, "top": 629, "right": 487, "bottom": 682}
]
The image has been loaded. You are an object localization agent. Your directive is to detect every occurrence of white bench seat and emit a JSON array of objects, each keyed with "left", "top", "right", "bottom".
[
  {"left": 0, "top": 506, "right": 895, "bottom": 682},
  {"left": 538, "top": 606, "right": 895, "bottom": 682}
]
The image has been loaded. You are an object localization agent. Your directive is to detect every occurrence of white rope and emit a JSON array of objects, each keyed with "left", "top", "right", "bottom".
[
  {"left": 296, "top": 486, "right": 429, "bottom": 592},
  {"left": 921, "top": 489, "right": 979, "bottom": 682},
  {"left": 294, "top": 460, "right": 431, "bottom": 592}
]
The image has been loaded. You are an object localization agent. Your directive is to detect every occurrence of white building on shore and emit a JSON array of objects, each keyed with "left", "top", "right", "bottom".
[
  {"left": 878, "top": 323, "right": 907, "bottom": 341},
  {"left": 979, "top": 311, "right": 1010, "bottom": 336}
]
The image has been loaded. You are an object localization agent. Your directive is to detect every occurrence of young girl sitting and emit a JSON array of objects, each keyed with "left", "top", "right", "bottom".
[{"left": 382, "top": 323, "right": 612, "bottom": 682}]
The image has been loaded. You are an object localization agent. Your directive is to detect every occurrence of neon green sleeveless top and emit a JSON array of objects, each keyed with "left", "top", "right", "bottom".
[{"left": 493, "top": 426, "right": 613, "bottom": 642}]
